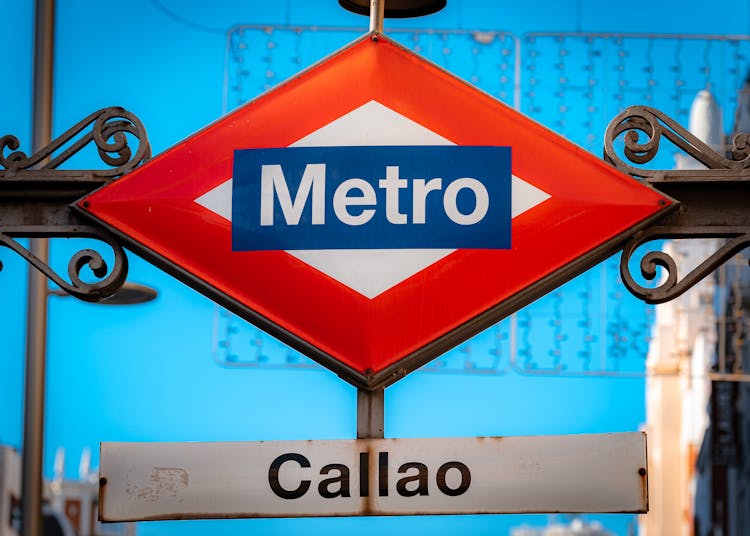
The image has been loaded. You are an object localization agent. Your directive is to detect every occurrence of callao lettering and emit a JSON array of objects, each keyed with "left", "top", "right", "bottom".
[{"left": 268, "top": 451, "right": 471, "bottom": 500}]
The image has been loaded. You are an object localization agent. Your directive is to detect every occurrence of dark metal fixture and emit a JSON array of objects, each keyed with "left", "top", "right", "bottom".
[{"left": 338, "top": 0, "right": 446, "bottom": 18}]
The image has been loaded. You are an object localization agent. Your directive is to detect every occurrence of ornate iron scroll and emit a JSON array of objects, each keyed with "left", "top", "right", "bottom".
[
  {"left": 0, "top": 106, "right": 150, "bottom": 175},
  {"left": 604, "top": 105, "right": 750, "bottom": 304},
  {"left": 0, "top": 107, "right": 150, "bottom": 301},
  {"left": 619, "top": 227, "right": 750, "bottom": 304},
  {"left": 0, "top": 227, "right": 128, "bottom": 302},
  {"left": 603, "top": 105, "right": 750, "bottom": 179}
]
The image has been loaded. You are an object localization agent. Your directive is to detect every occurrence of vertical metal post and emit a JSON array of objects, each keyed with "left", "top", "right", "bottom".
[
  {"left": 357, "top": 388, "right": 384, "bottom": 439},
  {"left": 22, "top": 240, "right": 48, "bottom": 536},
  {"left": 369, "top": 0, "right": 385, "bottom": 33},
  {"left": 718, "top": 263, "right": 727, "bottom": 374},
  {"left": 22, "top": 1, "right": 54, "bottom": 535}
]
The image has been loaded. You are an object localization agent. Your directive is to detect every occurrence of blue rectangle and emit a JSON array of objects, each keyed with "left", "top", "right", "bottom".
[{"left": 232, "top": 146, "right": 511, "bottom": 251}]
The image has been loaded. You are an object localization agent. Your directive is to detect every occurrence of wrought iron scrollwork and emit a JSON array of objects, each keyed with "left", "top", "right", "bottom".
[
  {"left": 604, "top": 105, "right": 750, "bottom": 304},
  {"left": 0, "top": 106, "right": 150, "bottom": 176},
  {"left": 0, "top": 106, "right": 149, "bottom": 301},
  {"left": 0, "top": 226, "right": 128, "bottom": 302},
  {"left": 603, "top": 105, "right": 750, "bottom": 178},
  {"left": 620, "top": 227, "right": 750, "bottom": 304}
]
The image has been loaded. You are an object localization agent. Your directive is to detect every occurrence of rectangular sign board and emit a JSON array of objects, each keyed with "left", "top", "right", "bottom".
[
  {"left": 232, "top": 145, "right": 512, "bottom": 251},
  {"left": 99, "top": 433, "right": 647, "bottom": 521}
]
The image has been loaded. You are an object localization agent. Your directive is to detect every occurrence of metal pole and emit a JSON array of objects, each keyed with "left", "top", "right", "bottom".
[
  {"left": 356, "top": 388, "right": 384, "bottom": 439},
  {"left": 369, "top": 0, "right": 384, "bottom": 33},
  {"left": 22, "top": 1, "right": 54, "bottom": 535}
]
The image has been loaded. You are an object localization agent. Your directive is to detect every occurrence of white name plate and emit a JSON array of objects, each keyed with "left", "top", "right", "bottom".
[{"left": 100, "top": 432, "right": 647, "bottom": 521}]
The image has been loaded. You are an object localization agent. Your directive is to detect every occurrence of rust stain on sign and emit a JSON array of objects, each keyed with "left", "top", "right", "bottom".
[{"left": 124, "top": 467, "right": 189, "bottom": 503}]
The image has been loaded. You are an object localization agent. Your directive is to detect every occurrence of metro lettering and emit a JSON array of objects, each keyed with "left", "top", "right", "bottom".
[
  {"left": 259, "top": 165, "right": 489, "bottom": 227},
  {"left": 267, "top": 451, "right": 471, "bottom": 499},
  {"left": 443, "top": 178, "right": 489, "bottom": 225},
  {"left": 260, "top": 163, "right": 326, "bottom": 226},
  {"left": 332, "top": 178, "right": 375, "bottom": 226},
  {"left": 232, "top": 145, "right": 511, "bottom": 251},
  {"left": 412, "top": 178, "right": 442, "bottom": 224},
  {"left": 378, "top": 165, "right": 408, "bottom": 224}
]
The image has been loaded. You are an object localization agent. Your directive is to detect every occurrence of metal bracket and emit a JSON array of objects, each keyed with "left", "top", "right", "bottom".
[
  {"left": 0, "top": 107, "right": 150, "bottom": 301},
  {"left": 357, "top": 388, "right": 385, "bottom": 438},
  {"left": 604, "top": 105, "right": 750, "bottom": 304},
  {"left": 2, "top": 103, "right": 748, "bottom": 312}
]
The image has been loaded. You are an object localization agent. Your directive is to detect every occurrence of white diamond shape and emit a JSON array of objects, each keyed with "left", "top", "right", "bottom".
[
  {"left": 195, "top": 179, "right": 232, "bottom": 221},
  {"left": 195, "top": 100, "right": 550, "bottom": 299}
]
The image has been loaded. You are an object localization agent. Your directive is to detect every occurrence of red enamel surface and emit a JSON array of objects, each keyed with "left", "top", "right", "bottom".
[{"left": 79, "top": 35, "right": 670, "bottom": 375}]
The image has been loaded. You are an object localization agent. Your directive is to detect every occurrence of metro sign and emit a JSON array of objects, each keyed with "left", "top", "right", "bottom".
[{"left": 76, "top": 34, "right": 671, "bottom": 388}]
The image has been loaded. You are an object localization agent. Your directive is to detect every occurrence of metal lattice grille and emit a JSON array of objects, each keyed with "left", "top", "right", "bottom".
[
  {"left": 224, "top": 26, "right": 520, "bottom": 111},
  {"left": 522, "top": 33, "right": 750, "bottom": 156},
  {"left": 225, "top": 26, "right": 750, "bottom": 150}
]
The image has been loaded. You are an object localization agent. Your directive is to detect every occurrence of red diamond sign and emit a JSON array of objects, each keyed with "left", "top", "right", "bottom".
[{"left": 76, "top": 34, "right": 671, "bottom": 389}]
